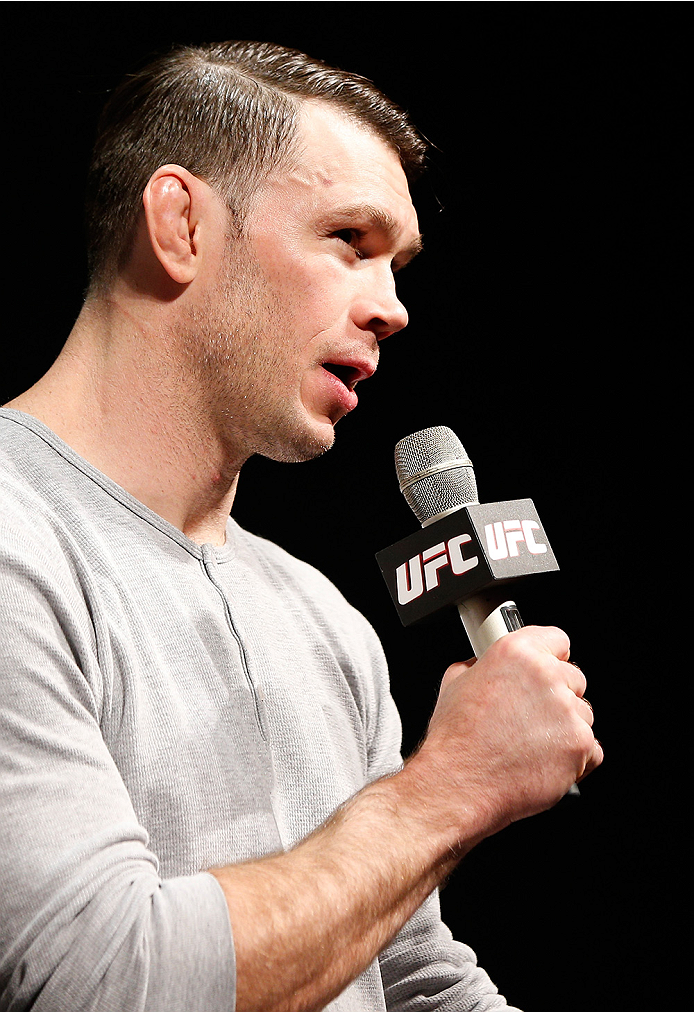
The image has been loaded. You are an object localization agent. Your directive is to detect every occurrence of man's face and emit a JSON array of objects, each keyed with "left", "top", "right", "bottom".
[{"left": 180, "top": 100, "right": 422, "bottom": 465}]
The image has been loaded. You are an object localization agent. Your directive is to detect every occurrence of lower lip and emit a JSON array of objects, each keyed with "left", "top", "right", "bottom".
[{"left": 320, "top": 366, "right": 359, "bottom": 415}]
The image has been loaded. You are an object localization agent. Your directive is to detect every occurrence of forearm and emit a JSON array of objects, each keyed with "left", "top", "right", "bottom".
[{"left": 210, "top": 765, "right": 472, "bottom": 1012}]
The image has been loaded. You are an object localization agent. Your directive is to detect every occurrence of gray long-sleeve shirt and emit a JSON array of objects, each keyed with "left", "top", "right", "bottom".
[{"left": 0, "top": 408, "right": 518, "bottom": 1011}]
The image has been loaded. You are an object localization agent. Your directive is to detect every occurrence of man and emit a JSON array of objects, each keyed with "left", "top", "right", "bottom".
[{"left": 0, "top": 41, "right": 601, "bottom": 1011}]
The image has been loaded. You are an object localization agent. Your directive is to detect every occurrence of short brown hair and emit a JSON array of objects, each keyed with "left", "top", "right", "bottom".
[{"left": 85, "top": 40, "right": 428, "bottom": 290}]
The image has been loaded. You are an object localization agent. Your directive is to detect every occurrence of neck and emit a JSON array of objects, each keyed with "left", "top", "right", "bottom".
[{"left": 5, "top": 295, "right": 244, "bottom": 547}]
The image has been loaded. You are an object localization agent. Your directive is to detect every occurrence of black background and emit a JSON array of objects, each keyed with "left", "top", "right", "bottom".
[{"left": 4, "top": 4, "right": 685, "bottom": 1009}]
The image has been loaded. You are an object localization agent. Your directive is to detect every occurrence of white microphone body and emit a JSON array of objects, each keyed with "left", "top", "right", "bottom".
[{"left": 457, "top": 592, "right": 522, "bottom": 658}]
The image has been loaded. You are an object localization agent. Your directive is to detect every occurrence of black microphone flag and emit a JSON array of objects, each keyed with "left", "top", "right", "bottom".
[{"left": 376, "top": 497, "right": 559, "bottom": 627}]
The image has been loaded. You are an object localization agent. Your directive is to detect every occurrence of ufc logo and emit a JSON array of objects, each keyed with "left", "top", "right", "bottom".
[
  {"left": 396, "top": 535, "right": 479, "bottom": 605},
  {"left": 485, "top": 520, "right": 547, "bottom": 560}
]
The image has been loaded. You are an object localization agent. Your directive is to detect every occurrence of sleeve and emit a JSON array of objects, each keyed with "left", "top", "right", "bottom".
[
  {"left": 0, "top": 521, "right": 236, "bottom": 1012},
  {"left": 379, "top": 896, "right": 523, "bottom": 1012},
  {"left": 358, "top": 620, "right": 523, "bottom": 1012}
]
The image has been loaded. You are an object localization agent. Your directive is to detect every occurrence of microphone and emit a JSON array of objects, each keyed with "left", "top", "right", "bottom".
[
  {"left": 377, "top": 425, "right": 559, "bottom": 651},
  {"left": 381, "top": 425, "right": 580, "bottom": 796},
  {"left": 393, "top": 425, "right": 524, "bottom": 657}
]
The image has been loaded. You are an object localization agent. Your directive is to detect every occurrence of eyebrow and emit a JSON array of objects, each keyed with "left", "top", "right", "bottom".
[{"left": 319, "top": 203, "right": 424, "bottom": 267}]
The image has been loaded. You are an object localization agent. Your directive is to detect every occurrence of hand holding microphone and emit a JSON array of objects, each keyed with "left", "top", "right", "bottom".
[{"left": 378, "top": 426, "right": 600, "bottom": 820}]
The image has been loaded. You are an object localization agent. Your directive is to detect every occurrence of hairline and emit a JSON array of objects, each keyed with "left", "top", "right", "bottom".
[{"left": 85, "top": 43, "right": 428, "bottom": 294}]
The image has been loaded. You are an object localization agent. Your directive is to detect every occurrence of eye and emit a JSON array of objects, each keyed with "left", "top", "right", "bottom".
[{"left": 331, "top": 229, "right": 365, "bottom": 259}]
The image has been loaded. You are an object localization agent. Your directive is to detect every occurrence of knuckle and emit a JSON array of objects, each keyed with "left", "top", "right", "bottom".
[
  {"left": 494, "top": 628, "right": 536, "bottom": 664},
  {"left": 563, "top": 662, "right": 588, "bottom": 695},
  {"left": 575, "top": 724, "right": 598, "bottom": 765},
  {"left": 545, "top": 625, "right": 571, "bottom": 661}
]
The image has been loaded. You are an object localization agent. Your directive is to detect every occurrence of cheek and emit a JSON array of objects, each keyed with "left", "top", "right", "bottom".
[
  {"left": 283, "top": 258, "right": 353, "bottom": 340},
  {"left": 242, "top": 235, "right": 354, "bottom": 342}
]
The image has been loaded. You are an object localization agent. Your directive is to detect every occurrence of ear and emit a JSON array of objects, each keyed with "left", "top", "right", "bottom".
[{"left": 142, "top": 165, "right": 206, "bottom": 285}]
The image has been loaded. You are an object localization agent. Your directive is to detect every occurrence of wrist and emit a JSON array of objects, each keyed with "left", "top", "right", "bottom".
[{"left": 368, "top": 753, "right": 487, "bottom": 881}]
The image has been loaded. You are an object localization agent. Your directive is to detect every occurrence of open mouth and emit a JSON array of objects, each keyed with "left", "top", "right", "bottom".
[{"left": 322, "top": 362, "right": 361, "bottom": 390}]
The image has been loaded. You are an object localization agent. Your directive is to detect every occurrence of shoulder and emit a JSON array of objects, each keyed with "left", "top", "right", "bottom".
[
  {"left": 0, "top": 411, "right": 91, "bottom": 560},
  {"left": 0, "top": 413, "right": 64, "bottom": 550},
  {"left": 0, "top": 411, "right": 118, "bottom": 643}
]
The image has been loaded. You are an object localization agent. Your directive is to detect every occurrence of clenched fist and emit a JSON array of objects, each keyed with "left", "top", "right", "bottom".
[{"left": 406, "top": 626, "right": 602, "bottom": 847}]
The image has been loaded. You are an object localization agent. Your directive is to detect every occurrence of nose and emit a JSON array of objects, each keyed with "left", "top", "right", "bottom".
[{"left": 352, "top": 265, "right": 409, "bottom": 341}]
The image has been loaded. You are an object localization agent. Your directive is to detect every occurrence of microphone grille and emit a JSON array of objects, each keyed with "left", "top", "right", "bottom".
[{"left": 394, "top": 425, "right": 478, "bottom": 525}]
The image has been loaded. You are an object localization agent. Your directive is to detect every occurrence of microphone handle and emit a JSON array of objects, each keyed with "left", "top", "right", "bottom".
[
  {"left": 457, "top": 591, "right": 581, "bottom": 797},
  {"left": 457, "top": 591, "right": 523, "bottom": 658}
]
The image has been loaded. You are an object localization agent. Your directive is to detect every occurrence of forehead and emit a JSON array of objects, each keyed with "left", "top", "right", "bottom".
[{"left": 248, "top": 99, "right": 420, "bottom": 239}]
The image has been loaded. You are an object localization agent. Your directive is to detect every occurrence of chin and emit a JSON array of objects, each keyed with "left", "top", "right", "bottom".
[{"left": 261, "top": 418, "right": 336, "bottom": 465}]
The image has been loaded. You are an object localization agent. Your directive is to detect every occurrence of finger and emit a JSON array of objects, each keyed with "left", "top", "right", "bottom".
[
  {"left": 522, "top": 624, "right": 571, "bottom": 662},
  {"left": 578, "top": 737, "right": 604, "bottom": 780},
  {"left": 562, "top": 660, "right": 587, "bottom": 697},
  {"left": 577, "top": 695, "right": 595, "bottom": 726}
]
